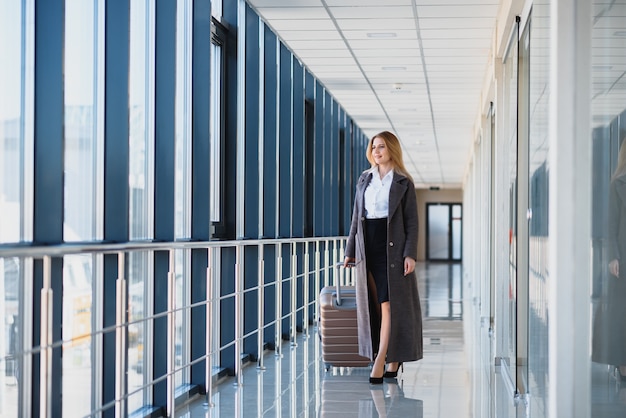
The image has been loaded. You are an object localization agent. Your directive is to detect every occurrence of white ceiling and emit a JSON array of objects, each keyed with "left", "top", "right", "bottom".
[{"left": 246, "top": 0, "right": 501, "bottom": 188}]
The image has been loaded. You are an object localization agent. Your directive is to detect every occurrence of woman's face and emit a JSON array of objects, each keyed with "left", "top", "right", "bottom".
[{"left": 371, "top": 137, "right": 391, "bottom": 166}]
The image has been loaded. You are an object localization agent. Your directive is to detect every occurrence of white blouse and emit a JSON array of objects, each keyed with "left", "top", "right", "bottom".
[{"left": 364, "top": 167, "right": 393, "bottom": 219}]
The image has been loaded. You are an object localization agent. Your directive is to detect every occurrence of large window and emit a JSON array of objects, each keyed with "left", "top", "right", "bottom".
[
  {"left": 174, "top": 0, "right": 192, "bottom": 387},
  {"left": 64, "top": 0, "right": 103, "bottom": 242},
  {"left": 129, "top": 0, "right": 155, "bottom": 242},
  {"left": 62, "top": 254, "right": 95, "bottom": 417},
  {"left": 128, "top": 0, "right": 155, "bottom": 411},
  {"left": 0, "top": 1, "right": 32, "bottom": 415},
  {"left": 62, "top": 1, "right": 103, "bottom": 416},
  {"left": 0, "top": 0, "right": 24, "bottom": 245},
  {"left": 175, "top": 0, "right": 192, "bottom": 240}
]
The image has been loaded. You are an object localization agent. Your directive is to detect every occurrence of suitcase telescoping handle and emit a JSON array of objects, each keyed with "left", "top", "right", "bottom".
[{"left": 334, "top": 261, "right": 359, "bottom": 306}]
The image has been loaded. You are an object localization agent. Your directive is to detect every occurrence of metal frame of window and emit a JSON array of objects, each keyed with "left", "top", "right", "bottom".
[{"left": 209, "top": 17, "right": 227, "bottom": 236}]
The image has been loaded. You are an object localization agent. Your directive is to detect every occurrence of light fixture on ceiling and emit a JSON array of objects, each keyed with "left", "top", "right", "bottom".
[
  {"left": 367, "top": 32, "right": 397, "bottom": 38},
  {"left": 613, "top": 30, "right": 626, "bottom": 37},
  {"left": 382, "top": 66, "right": 407, "bottom": 71}
]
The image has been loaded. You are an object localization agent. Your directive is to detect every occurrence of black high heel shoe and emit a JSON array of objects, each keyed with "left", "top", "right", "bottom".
[
  {"left": 370, "top": 364, "right": 385, "bottom": 384},
  {"left": 383, "top": 362, "right": 403, "bottom": 378},
  {"left": 369, "top": 375, "right": 383, "bottom": 384}
]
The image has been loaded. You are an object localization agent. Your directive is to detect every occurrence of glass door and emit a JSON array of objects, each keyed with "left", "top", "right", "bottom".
[{"left": 426, "top": 203, "right": 462, "bottom": 262}]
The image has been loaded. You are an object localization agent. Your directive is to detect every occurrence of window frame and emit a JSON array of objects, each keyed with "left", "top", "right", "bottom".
[{"left": 209, "top": 17, "right": 227, "bottom": 237}]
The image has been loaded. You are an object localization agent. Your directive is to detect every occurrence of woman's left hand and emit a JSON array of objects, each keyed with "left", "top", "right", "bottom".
[{"left": 403, "top": 257, "right": 416, "bottom": 276}]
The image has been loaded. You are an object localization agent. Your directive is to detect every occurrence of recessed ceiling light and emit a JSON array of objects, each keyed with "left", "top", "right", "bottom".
[
  {"left": 367, "top": 32, "right": 397, "bottom": 38},
  {"left": 614, "top": 31, "right": 626, "bottom": 37},
  {"left": 382, "top": 66, "right": 407, "bottom": 71},
  {"left": 398, "top": 108, "right": 417, "bottom": 112}
]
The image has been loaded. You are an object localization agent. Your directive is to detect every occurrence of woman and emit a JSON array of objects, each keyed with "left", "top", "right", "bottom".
[
  {"left": 601, "top": 141, "right": 626, "bottom": 379},
  {"left": 344, "top": 131, "right": 423, "bottom": 384}
]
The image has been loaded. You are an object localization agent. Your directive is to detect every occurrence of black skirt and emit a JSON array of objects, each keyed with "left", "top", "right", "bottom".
[{"left": 364, "top": 217, "right": 389, "bottom": 303}]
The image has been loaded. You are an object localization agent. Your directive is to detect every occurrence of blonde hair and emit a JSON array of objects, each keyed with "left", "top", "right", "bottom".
[
  {"left": 613, "top": 140, "right": 626, "bottom": 180},
  {"left": 366, "top": 131, "right": 413, "bottom": 181}
]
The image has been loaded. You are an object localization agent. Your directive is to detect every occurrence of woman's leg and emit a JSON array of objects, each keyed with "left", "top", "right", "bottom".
[{"left": 371, "top": 301, "right": 391, "bottom": 378}]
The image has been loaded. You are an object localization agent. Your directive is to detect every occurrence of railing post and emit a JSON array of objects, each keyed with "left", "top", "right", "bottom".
[
  {"left": 40, "top": 256, "right": 52, "bottom": 418},
  {"left": 115, "top": 252, "right": 127, "bottom": 418},
  {"left": 290, "top": 242, "right": 297, "bottom": 346},
  {"left": 333, "top": 239, "right": 338, "bottom": 285},
  {"left": 324, "top": 240, "right": 330, "bottom": 288},
  {"left": 303, "top": 243, "right": 310, "bottom": 338},
  {"left": 257, "top": 244, "right": 266, "bottom": 369},
  {"left": 314, "top": 241, "right": 321, "bottom": 328},
  {"left": 338, "top": 239, "right": 346, "bottom": 285},
  {"left": 234, "top": 244, "right": 243, "bottom": 386},
  {"left": 204, "top": 247, "right": 214, "bottom": 407},
  {"left": 275, "top": 243, "right": 282, "bottom": 357},
  {"left": 167, "top": 249, "right": 176, "bottom": 417}
]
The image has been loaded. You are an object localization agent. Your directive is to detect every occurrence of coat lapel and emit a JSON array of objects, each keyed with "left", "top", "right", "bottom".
[
  {"left": 388, "top": 172, "right": 408, "bottom": 220},
  {"left": 356, "top": 171, "right": 373, "bottom": 212}
]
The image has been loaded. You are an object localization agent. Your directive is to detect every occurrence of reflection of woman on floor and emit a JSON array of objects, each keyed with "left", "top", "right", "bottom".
[
  {"left": 369, "top": 381, "right": 423, "bottom": 417},
  {"left": 605, "top": 141, "right": 626, "bottom": 379},
  {"left": 370, "top": 387, "right": 388, "bottom": 418}
]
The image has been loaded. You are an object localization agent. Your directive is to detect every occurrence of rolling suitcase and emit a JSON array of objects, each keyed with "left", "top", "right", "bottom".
[{"left": 318, "top": 262, "right": 371, "bottom": 368}]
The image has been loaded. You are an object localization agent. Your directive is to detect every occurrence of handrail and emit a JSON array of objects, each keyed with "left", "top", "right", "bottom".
[{"left": 0, "top": 236, "right": 348, "bottom": 258}]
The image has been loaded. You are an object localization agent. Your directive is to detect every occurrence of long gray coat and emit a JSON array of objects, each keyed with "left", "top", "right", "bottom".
[{"left": 344, "top": 169, "right": 423, "bottom": 362}]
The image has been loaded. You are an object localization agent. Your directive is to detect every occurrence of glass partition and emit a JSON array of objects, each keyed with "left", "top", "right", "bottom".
[
  {"left": 502, "top": 28, "right": 519, "bottom": 387},
  {"left": 527, "top": 2, "right": 551, "bottom": 412},
  {"left": 589, "top": 2, "right": 626, "bottom": 416}
]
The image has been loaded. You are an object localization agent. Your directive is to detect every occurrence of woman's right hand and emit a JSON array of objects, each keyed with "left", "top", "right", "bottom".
[
  {"left": 609, "top": 259, "right": 619, "bottom": 277},
  {"left": 344, "top": 257, "right": 356, "bottom": 268}
]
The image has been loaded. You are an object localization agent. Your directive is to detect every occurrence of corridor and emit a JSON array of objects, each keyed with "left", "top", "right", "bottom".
[{"left": 175, "top": 263, "right": 470, "bottom": 418}]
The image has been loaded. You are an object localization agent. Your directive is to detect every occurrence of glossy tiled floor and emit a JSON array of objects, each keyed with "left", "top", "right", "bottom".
[{"left": 175, "top": 262, "right": 471, "bottom": 418}]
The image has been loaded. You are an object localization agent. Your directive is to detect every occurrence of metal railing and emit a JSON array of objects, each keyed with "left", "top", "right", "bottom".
[{"left": 0, "top": 236, "right": 347, "bottom": 417}]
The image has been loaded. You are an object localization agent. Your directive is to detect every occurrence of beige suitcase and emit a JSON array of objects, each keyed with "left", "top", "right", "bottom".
[{"left": 318, "top": 263, "right": 371, "bottom": 369}]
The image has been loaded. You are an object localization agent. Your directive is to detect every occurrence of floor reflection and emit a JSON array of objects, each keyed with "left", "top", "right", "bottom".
[
  {"left": 418, "top": 262, "right": 463, "bottom": 320},
  {"left": 591, "top": 363, "right": 626, "bottom": 418},
  {"left": 320, "top": 371, "right": 423, "bottom": 418}
]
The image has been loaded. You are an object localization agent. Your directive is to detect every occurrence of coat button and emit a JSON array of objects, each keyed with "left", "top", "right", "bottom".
[
  {"left": 389, "top": 242, "right": 394, "bottom": 246},
  {"left": 361, "top": 216, "right": 365, "bottom": 221},
  {"left": 390, "top": 264, "right": 395, "bottom": 268}
]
